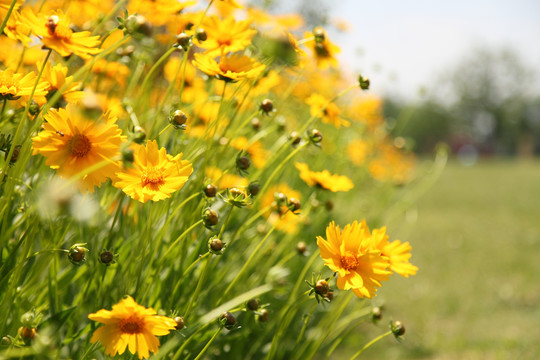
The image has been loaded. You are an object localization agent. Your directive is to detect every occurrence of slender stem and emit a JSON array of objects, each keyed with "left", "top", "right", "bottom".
[
  {"left": 158, "top": 124, "right": 172, "bottom": 137},
  {"left": 294, "top": 302, "right": 317, "bottom": 349},
  {"left": 348, "top": 331, "right": 393, "bottom": 360},
  {"left": 138, "top": 47, "right": 177, "bottom": 105},
  {"left": 193, "top": 328, "right": 221, "bottom": 360},
  {"left": 0, "top": 0, "right": 18, "bottom": 34}
]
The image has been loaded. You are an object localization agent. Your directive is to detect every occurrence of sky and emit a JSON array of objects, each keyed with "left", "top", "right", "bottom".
[{"left": 327, "top": 0, "right": 540, "bottom": 100}]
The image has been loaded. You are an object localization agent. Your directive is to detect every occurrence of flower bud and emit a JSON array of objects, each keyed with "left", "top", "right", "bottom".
[
  {"left": 288, "top": 197, "right": 301, "bottom": 212},
  {"left": 236, "top": 155, "right": 251, "bottom": 171},
  {"left": 1, "top": 336, "right": 11, "bottom": 345},
  {"left": 68, "top": 244, "right": 88, "bottom": 265},
  {"left": 174, "top": 316, "right": 185, "bottom": 330},
  {"left": 19, "top": 327, "right": 37, "bottom": 341},
  {"left": 99, "top": 250, "right": 117, "bottom": 266},
  {"left": 309, "top": 129, "right": 323, "bottom": 144},
  {"left": 133, "top": 126, "right": 146, "bottom": 144},
  {"left": 371, "top": 306, "right": 382, "bottom": 322},
  {"left": 202, "top": 208, "right": 219, "bottom": 227},
  {"left": 251, "top": 117, "right": 261, "bottom": 131},
  {"left": 196, "top": 28, "right": 207, "bottom": 42},
  {"left": 325, "top": 200, "right": 334, "bottom": 211},
  {"left": 358, "top": 74, "right": 370, "bottom": 90},
  {"left": 28, "top": 102, "right": 40, "bottom": 116},
  {"left": 258, "top": 309, "right": 269, "bottom": 322},
  {"left": 169, "top": 110, "right": 188, "bottom": 129},
  {"left": 296, "top": 241, "right": 307, "bottom": 255},
  {"left": 247, "top": 299, "right": 259, "bottom": 311},
  {"left": 7, "top": 145, "right": 21, "bottom": 164},
  {"left": 204, "top": 184, "right": 217, "bottom": 198},
  {"left": 391, "top": 320, "right": 405, "bottom": 337},
  {"left": 247, "top": 182, "right": 260, "bottom": 197},
  {"left": 313, "top": 27, "right": 326, "bottom": 43},
  {"left": 208, "top": 236, "right": 224, "bottom": 254},
  {"left": 175, "top": 33, "right": 191, "bottom": 49},
  {"left": 125, "top": 14, "right": 152, "bottom": 38},
  {"left": 260, "top": 99, "right": 274, "bottom": 114},
  {"left": 315, "top": 279, "right": 329, "bottom": 296},
  {"left": 20, "top": 312, "right": 35, "bottom": 327},
  {"left": 219, "top": 312, "right": 237, "bottom": 330},
  {"left": 289, "top": 131, "right": 301, "bottom": 146},
  {"left": 325, "top": 291, "right": 334, "bottom": 301},
  {"left": 122, "top": 147, "right": 134, "bottom": 164}
]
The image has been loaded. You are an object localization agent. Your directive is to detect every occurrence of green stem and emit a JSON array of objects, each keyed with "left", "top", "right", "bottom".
[
  {"left": 193, "top": 328, "right": 221, "bottom": 360},
  {"left": 348, "top": 331, "right": 392, "bottom": 360},
  {"left": 138, "top": 47, "right": 177, "bottom": 105},
  {"left": 0, "top": 0, "right": 18, "bottom": 34},
  {"left": 293, "top": 302, "right": 317, "bottom": 349}
]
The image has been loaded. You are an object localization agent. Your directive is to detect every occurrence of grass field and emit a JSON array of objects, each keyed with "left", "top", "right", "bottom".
[{"left": 354, "top": 159, "right": 540, "bottom": 359}]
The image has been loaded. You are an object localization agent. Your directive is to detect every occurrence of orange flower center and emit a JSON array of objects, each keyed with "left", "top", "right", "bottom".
[
  {"left": 142, "top": 167, "right": 165, "bottom": 186},
  {"left": 340, "top": 254, "right": 360, "bottom": 271},
  {"left": 68, "top": 134, "right": 91, "bottom": 158},
  {"left": 119, "top": 316, "right": 144, "bottom": 334}
]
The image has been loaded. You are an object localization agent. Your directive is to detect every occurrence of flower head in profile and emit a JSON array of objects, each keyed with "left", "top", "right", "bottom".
[
  {"left": 196, "top": 16, "right": 256, "bottom": 56},
  {"left": 88, "top": 296, "right": 177, "bottom": 359},
  {"left": 370, "top": 226, "right": 418, "bottom": 277},
  {"left": 114, "top": 140, "right": 193, "bottom": 203},
  {"left": 317, "top": 221, "right": 392, "bottom": 298},
  {"left": 22, "top": 9, "right": 102, "bottom": 59},
  {"left": 0, "top": 68, "right": 49, "bottom": 102},
  {"left": 306, "top": 93, "right": 350, "bottom": 128},
  {"left": 40, "top": 62, "right": 84, "bottom": 106},
  {"left": 31, "top": 104, "right": 125, "bottom": 192},
  {"left": 193, "top": 53, "right": 265, "bottom": 82},
  {"left": 295, "top": 162, "right": 354, "bottom": 192}
]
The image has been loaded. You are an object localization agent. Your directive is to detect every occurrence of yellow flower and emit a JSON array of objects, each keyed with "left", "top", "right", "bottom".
[
  {"left": 217, "top": 0, "right": 244, "bottom": 9},
  {"left": 193, "top": 53, "right": 265, "bottom": 82},
  {"left": 128, "top": 0, "right": 195, "bottom": 27},
  {"left": 22, "top": 9, "right": 102, "bottom": 59},
  {"left": 197, "top": 16, "right": 256, "bottom": 56},
  {"left": 40, "top": 62, "right": 84, "bottom": 105},
  {"left": 31, "top": 105, "right": 126, "bottom": 192},
  {"left": 3, "top": 10, "right": 32, "bottom": 46},
  {"left": 368, "top": 142, "right": 416, "bottom": 184},
  {"left": 295, "top": 162, "right": 354, "bottom": 192},
  {"left": 350, "top": 94, "right": 384, "bottom": 129},
  {"left": 304, "top": 27, "right": 340, "bottom": 69},
  {"left": 260, "top": 184, "right": 303, "bottom": 234},
  {"left": 88, "top": 296, "right": 177, "bottom": 360},
  {"left": 114, "top": 140, "right": 193, "bottom": 203},
  {"left": 317, "top": 221, "right": 392, "bottom": 298},
  {"left": 0, "top": 68, "right": 49, "bottom": 102},
  {"left": 346, "top": 139, "right": 371, "bottom": 166},
  {"left": 306, "top": 93, "right": 350, "bottom": 128},
  {"left": 370, "top": 227, "right": 418, "bottom": 278}
]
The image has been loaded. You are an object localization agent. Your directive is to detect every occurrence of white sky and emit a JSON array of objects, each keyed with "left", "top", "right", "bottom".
[{"left": 330, "top": 0, "right": 540, "bottom": 100}]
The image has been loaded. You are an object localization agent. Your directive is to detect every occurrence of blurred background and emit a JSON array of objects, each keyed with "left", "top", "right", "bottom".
[{"left": 256, "top": 0, "right": 540, "bottom": 358}]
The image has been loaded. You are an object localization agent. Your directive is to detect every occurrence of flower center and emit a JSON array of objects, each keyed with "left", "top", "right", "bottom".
[
  {"left": 142, "top": 167, "right": 165, "bottom": 186},
  {"left": 340, "top": 254, "right": 360, "bottom": 271},
  {"left": 119, "top": 316, "right": 143, "bottom": 334},
  {"left": 46, "top": 15, "right": 72, "bottom": 40},
  {"left": 68, "top": 134, "right": 91, "bottom": 158}
]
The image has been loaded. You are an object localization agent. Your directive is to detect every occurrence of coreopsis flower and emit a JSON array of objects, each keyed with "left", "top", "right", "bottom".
[
  {"left": 88, "top": 296, "right": 177, "bottom": 360},
  {"left": 22, "top": 9, "right": 102, "bottom": 59},
  {"left": 3, "top": 10, "right": 32, "bottom": 46},
  {"left": 31, "top": 104, "right": 126, "bottom": 192},
  {"left": 196, "top": 16, "right": 256, "bottom": 56},
  {"left": 42, "top": 0, "right": 114, "bottom": 27},
  {"left": 114, "top": 140, "right": 193, "bottom": 203},
  {"left": 295, "top": 162, "right": 354, "bottom": 192},
  {"left": 217, "top": 0, "right": 244, "bottom": 9},
  {"left": 0, "top": 68, "right": 49, "bottom": 102},
  {"left": 304, "top": 27, "right": 340, "bottom": 69},
  {"left": 306, "top": 93, "right": 350, "bottom": 128},
  {"left": 349, "top": 95, "right": 384, "bottom": 129},
  {"left": 40, "top": 62, "right": 84, "bottom": 105},
  {"left": 0, "top": 0, "right": 23, "bottom": 16},
  {"left": 193, "top": 53, "right": 265, "bottom": 82},
  {"left": 368, "top": 142, "right": 415, "bottom": 184},
  {"left": 317, "top": 221, "right": 392, "bottom": 298},
  {"left": 370, "top": 227, "right": 418, "bottom": 277}
]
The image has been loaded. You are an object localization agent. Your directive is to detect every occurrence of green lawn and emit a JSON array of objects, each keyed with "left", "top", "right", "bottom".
[{"left": 360, "top": 159, "right": 540, "bottom": 359}]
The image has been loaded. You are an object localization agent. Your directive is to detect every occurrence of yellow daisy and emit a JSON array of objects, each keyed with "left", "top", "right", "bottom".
[
  {"left": 22, "top": 9, "right": 102, "bottom": 59},
  {"left": 31, "top": 104, "right": 126, "bottom": 192},
  {"left": 40, "top": 62, "right": 84, "bottom": 105},
  {"left": 197, "top": 16, "right": 256, "bottom": 56},
  {"left": 88, "top": 296, "right": 177, "bottom": 360},
  {"left": 317, "top": 221, "right": 392, "bottom": 298},
  {"left": 295, "top": 162, "right": 354, "bottom": 192},
  {"left": 370, "top": 227, "right": 418, "bottom": 278},
  {"left": 0, "top": 68, "right": 49, "bottom": 102},
  {"left": 3, "top": 10, "right": 32, "bottom": 46},
  {"left": 304, "top": 27, "right": 340, "bottom": 69},
  {"left": 114, "top": 140, "right": 193, "bottom": 203},
  {"left": 193, "top": 52, "right": 265, "bottom": 82}
]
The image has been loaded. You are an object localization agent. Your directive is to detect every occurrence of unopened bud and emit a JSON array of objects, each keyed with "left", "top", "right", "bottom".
[
  {"left": 372, "top": 306, "right": 382, "bottom": 321},
  {"left": 236, "top": 156, "right": 251, "bottom": 171},
  {"left": 170, "top": 110, "right": 188, "bottom": 129},
  {"left": 203, "top": 209, "right": 219, "bottom": 227},
  {"left": 175, "top": 33, "right": 191, "bottom": 49},
  {"left": 260, "top": 99, "right": 273, "bottom": 113},
  {"left": 99, "top": 250, "right": 117, "bottom": 266},
  {"left": 290, "top": 131, "right": 301, "bottom": 146},
  {"left": 219, "top": 312, "right": 237, "bottom": 330},
  {"left": 309, "top": 129, "right": 323, "bottom": 144},
  {"left": 251, "top": 117, "right": 260, "bottom": 131},
  {"left": 391, "top": 320, "right": 405, "bottom": 337},
  {"left": 133, "top": 126, "right": 146, "bottom": 144},
  {"left": 248, "top": 182, "right": 260, "bottom": 197},
  {"left": 296, "top": 241, "right": 307, "bottom": 255},
  {"left": 174, "top": 316, "right": 185, "bottom": 330},
  {"left": 208, "top": 237, "right": 224, "bottom": 254},
  {"left": 315, "top": 279, "right": 329, "bottom": 296},
  {"left": 258, "top": 309, "right": 269, "bottom": 322},
  {"left": 204, "top": 184, "right": 217, "bottom": 198},
  {"left": 358, "top": 74, "right": 370, "bottom": 90},
  {"left": 196, "top": 28, "right": 207, "bottom": 42},
  {"left": 247, "top": 299, "right": 259, "bottom": 311},
  {"left": 288, "top": 197, "right": 301, "bottom": 212},
  {"left": 313, "top": 27, "right": 326, "bottom": 43}
]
